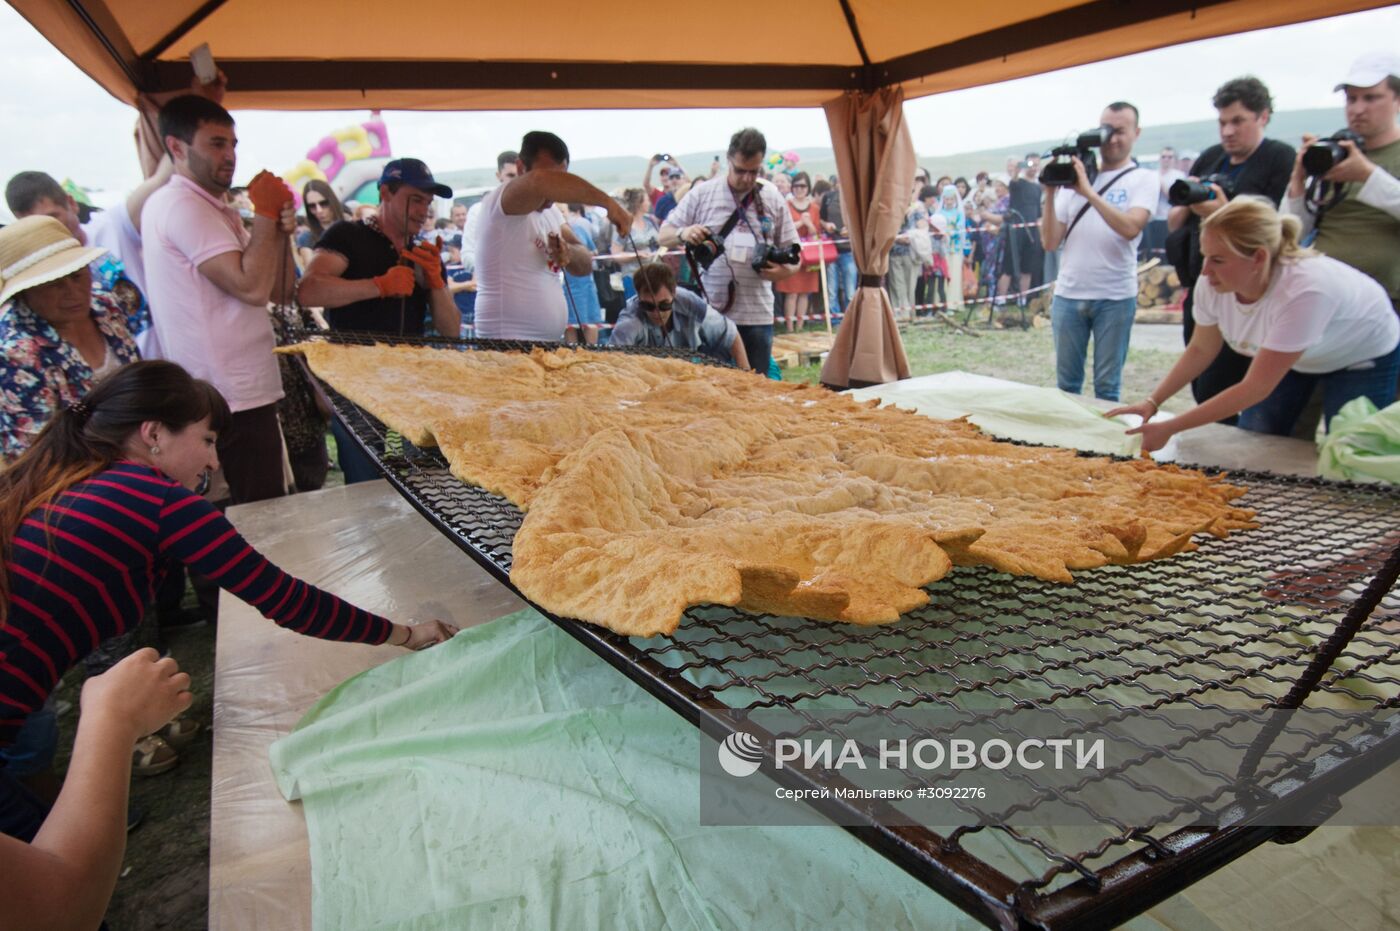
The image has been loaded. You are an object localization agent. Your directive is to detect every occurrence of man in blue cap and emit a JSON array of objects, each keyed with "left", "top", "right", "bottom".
[
  {"left": 300, "top": 158, "right": 462, "bottom": 482},
  {"left": 300, "top": 157, "right": 461, "bottom": 339}
]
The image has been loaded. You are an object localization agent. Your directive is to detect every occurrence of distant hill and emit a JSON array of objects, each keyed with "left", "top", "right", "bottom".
[{"left": 434, "top": 109, "right": 1339, "bottom": 195}]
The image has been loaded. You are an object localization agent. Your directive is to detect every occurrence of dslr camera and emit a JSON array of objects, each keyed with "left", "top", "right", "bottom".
[
  {"left": 1167, "top": 173, "right": 1238, "bottom": 207},
  {"left": 750, "top": 242, "right": 802, "bottom": 273},
  {"left": 1039, "top": 126, "right": 1112, "bottom": 187},
  {"left": 654, "top": 153, "right": 672, "bottom": 162},
  {"left": 686, "top": 231, "right": 725, "bottom": 270},
  {"left": 1301, "top": 129, "right": 1365, "bottom": 177}
]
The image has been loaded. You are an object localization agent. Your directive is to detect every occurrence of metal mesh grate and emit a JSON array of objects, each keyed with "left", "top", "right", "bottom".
[{"left": 303, "top": 331, "right": 1400, "bottom": 929}]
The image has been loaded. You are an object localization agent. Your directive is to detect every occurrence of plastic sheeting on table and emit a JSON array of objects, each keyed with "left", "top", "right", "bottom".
[
  {"left": 848, "top": 370, "right": 1320, "bottom": 476},
  {"left": 1320, "top": 396, "right": 1400, "bottom": 484},
  {"left": 211, "top": 415, "right": 1386, "bottom": 931},
  {"left": 849, "top": 369, "right": 1152, "bottom": 456},
  {"left": 209, "top": 480, "right": 525, "bottom": 931}
]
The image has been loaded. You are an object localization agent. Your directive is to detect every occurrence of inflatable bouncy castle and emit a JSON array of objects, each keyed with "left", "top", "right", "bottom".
[{"left": 283, "top": 112, "right": 393, "bottom": 207}]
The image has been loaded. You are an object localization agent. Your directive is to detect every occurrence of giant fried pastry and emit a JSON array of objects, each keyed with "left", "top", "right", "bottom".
[{"left": 283, "top": 343, "right": 1256, "bottom": 636}]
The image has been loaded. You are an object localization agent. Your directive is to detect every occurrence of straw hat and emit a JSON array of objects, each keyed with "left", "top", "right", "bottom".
[{"left": 0, "top": 215, "right": 107, "bottom": 305}]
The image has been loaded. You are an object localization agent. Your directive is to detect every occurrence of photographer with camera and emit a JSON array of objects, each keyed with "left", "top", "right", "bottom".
[
  {"left": 1040, "top": 102, "right": 1158, "bottom": 402},
  {"left": 1164, "top": 77, "right": 1295, "bottom": 419},
  {"left": 1283, "top": 52, "right": 1400, "bottom": 317},
  {"left": 659, "top": 128, "right": 800, "bottom": 376}
]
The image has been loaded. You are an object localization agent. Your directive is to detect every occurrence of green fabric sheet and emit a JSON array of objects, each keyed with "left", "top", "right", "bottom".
[
  {"left": 846, "top": 371, "right": 1143, "bottom": 456},
  {"left": 1318, "top": 396, "right": 1400, "bottom": 484},
  {"left": 271, "top": 610, "right": 1215, "bottom": 930}
]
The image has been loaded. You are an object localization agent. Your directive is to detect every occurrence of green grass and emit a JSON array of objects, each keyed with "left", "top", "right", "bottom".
[{"left": 783, "top": 321, "right": 1191, "bottom": 414}]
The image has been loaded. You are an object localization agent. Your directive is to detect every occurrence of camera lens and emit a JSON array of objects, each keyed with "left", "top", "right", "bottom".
[
  {"left": 1302, "top": 142, "right": 1345, "bottom": 177},
  {"left": 1167, "top": 179, "right": 1213, "bottom": 207}
]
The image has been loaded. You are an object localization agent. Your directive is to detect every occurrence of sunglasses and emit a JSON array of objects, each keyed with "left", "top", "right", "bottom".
[
  {"left": 306, "top": 199, "right": 329, "bottom": 208},
  {"left": 639, "top": 299, "right": 674, "bottom": 312}
]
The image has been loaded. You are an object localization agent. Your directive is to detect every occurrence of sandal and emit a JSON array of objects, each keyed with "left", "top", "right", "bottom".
[
  {"left": 156, "top": 715, "right": 201, "bottom": 749},
  {"left": 132, "top": 734, "right": 179, "bottom": 777}
]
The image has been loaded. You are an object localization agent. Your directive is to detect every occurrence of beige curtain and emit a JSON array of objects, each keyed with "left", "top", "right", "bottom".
[{"left": 819, "top": 87, "right": 914, "bottom": 389}]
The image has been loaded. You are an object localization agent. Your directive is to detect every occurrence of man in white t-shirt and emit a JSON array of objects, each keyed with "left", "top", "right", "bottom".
[
  {"left": 1146, "top": 146, "right": 1185, "bottom": 260},
  {"left": 142, "top": 93, "right": 297, "bottom": 505},
  {"left": 460, "top": 150, "right": 519, "bottom": 274},
  {"left": 473, "top": 132, "right": 631, "bottom": 342},
  {"left": 1040, "top": 101, "right": 1159, "bottom": 401}
]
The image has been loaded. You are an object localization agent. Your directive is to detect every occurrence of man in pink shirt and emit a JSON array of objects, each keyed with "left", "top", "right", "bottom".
[{"left": 142, "top": 94, "right": 296, "bottom": 504}]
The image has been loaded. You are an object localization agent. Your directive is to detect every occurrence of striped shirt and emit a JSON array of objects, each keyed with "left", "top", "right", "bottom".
[
  {"left": 665, "top": 179, "right": 799, "bottom": 326},
  {"left": 0, "top": 462, "right": 393, "bottom": 747}
]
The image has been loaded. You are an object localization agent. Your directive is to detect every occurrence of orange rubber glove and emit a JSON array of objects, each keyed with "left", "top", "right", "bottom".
[
  {"left": 247, "top": 170, "right": 294, "bottom": 220},
  {"left": 372, "top": 266, "right": 415, "bottom": 298},
  {"left": 400, "top": 241, "right": 445, "bottom": 290}
]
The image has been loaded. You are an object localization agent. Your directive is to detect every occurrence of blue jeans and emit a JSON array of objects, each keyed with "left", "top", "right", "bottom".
[
  {"left": 1238, "top": 342, "right": 1400, "bottom": 436},
  {"left": 0, "top": 766, "right": 48, "bottom": 843},
  {"left": 1050, "top": 295, "right": 1137, "bottom": 401},
  {"left": 826, "top": 252, "right": 857, "bottom": 318},
  {"left": 736, "top": 324, "right": 775, "bottom": 379},
  {"left": 0, "top": 697, "right": 57, "bottom": 778},
  {"left": 331, "top": 417, "right": 383, "bottom": 485}
]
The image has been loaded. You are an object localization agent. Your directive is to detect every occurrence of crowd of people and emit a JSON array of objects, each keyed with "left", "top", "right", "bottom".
[{"left": 0, "top": 49, "right": 1397, "bottom": 927}]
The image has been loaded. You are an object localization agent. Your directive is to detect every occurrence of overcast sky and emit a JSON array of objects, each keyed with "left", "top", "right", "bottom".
[{"left": 1, "top": 3, "right": 1397, "bottom": 217}]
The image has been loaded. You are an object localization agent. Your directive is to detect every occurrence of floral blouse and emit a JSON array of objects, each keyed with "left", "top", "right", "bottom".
[{"left": 0, "top": 292, "right": 140, "bottom": 463}]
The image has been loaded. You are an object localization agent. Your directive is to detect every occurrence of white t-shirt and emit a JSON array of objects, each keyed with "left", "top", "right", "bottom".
[
  {"left": 1052, "top": 166, "right": 1159, "bottom": 300},
  {"left": 664, "top": 178, "right": 800, "bottom": 326},
  {"left": 1192, "top": 255, "right": 1399, "bottom": 374},
  {"left": 471, "top": 185, "right": 568, "bottom": 341},
  {"left": 83, "top": 204, "right": 162, "bottom": 359},
  {"left": 1154, "top": 169, "right": 1186, "bottom": 221},
  {"left": 141, "top": 175, "right": 282, "bottom": 412}
]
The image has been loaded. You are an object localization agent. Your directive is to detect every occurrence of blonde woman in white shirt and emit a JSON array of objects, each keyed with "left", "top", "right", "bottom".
[{"left": 1108, "top": 196, "right": 1399, "bottom": 451}]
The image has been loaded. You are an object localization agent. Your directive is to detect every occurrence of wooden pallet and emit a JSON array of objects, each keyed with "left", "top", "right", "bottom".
[{"left": 772, "top": 332, "right": 836, "bottom": 367}]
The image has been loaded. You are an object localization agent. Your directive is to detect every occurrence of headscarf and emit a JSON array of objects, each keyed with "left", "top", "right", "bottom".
[{"left": 938, "top": 184, "right": 968, "bottom": 255}]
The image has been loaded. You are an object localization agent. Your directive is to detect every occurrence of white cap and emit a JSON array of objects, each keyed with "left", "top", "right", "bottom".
[{"left": 1335, "top": 51, "right": 1400, "bottom": 91}]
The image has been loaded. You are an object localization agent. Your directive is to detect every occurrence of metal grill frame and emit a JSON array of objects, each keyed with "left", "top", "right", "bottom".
[{"left": 298, "top": 330, "right": 1400, "bottom": 930}]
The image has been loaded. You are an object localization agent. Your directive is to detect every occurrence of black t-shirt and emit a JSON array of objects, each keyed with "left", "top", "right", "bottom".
[
  {"left": 1007, "top": 178, "right": 1042, "bottom": 224},
  {"left": 819, "top": 190, "right": 850, "bottom": 254},
  {"left": 1169, "top": 138, "right": 1296, "bottom": 291},
  {"left": 315, "top": 220, "right": 430, "bottom": 336}
]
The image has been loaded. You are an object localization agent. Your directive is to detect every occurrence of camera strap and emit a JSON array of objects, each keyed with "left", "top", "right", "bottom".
[
  {"left": 689, "top": 191, "right": 758, "bottom": 316},
  {"left": 717, "top": 196, "right": 750, "bottom": 239},
  {"left": 1062, "top": 166, "right": 1138, "bottom": 244}
]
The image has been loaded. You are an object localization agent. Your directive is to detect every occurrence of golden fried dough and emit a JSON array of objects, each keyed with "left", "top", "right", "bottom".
[{"left": 283, "top": 343, "right": 1256, "bottom": 636}]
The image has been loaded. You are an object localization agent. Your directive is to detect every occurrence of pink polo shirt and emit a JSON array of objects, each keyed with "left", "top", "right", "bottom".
[{"left": 141, "top": 175, "right": 282, "bottom": 413}]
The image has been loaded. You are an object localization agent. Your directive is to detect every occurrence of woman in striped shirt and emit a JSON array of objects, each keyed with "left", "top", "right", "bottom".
[{"left": 0, "top": 360, "right": 458, "bottom": 844}]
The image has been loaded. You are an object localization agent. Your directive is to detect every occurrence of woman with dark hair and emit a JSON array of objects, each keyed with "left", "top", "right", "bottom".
[
  {"left": 298, "top": 179, "right": 344, "bottom": 267},
  {"left": 610, "top": 188, "right": 661, "bottom": 300},
  {"left": 776, "top": 171, "right": 822, "bottom": 331},
  {"left": 0, "top": 360, "right": 458, "bottom": 844}
]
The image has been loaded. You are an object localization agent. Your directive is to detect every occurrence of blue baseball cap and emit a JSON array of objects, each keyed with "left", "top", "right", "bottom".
[{"left": 378, "top": 158, "right": 452, "bottom": 198}]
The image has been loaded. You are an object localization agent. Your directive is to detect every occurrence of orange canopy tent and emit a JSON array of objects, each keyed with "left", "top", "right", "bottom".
[
  {"left": 8, "top": 0, "right": 1388, "bottom": 111},
  {"left": 10, "top": 0, "right": 1390, "bottom": 384}
]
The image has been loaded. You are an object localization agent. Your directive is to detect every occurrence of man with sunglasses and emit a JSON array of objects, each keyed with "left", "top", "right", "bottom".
[
  {"left": 659, "top": 127, "right": 800, "bottom": 376},
  {"left": 609, "top": 261, "right": 749, "bottom": 369}
]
